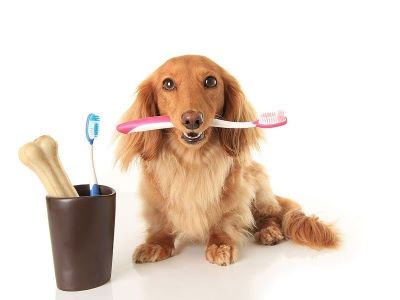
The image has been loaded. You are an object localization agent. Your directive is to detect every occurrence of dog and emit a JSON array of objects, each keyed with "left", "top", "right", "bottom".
[{"left": 115, "top": 55, "right": 339, "bottom": 266}]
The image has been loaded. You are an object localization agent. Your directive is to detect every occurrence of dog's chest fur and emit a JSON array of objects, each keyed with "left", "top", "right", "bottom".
[{"left": 147, "top": 142, "right": 234, "bottom": 240}]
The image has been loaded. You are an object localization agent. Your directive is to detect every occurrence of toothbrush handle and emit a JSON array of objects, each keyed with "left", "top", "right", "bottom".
[
  {"left": 89, "top": 144, "right": 99, "bottom": 196},
  {"left": 90, "top": 184, "right": 100, "bottom": 196},
  {"left": 211, "top": 119, "right": 256, "bottom": 128},
  {"left": 117, "top": 116, "right": 173, "bottom": 133}
]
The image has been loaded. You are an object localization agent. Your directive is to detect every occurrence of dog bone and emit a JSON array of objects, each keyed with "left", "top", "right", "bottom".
[
  {"left": 19, "top": 136, "right": 78, "bottom": 197},
  {"left": 34, "top": 135, "right": 79, "bottom": 197}
]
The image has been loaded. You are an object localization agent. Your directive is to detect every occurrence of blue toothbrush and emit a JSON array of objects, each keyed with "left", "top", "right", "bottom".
[{"left": 85, "top": 113, "right": 100, "bottom": 196}]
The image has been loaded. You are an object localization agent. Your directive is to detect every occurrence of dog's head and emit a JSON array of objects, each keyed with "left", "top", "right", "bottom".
[{"left": 116, "top": 55, "right": 261, "bottom": 170}]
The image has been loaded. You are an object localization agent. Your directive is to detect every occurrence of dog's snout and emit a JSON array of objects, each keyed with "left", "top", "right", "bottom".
[{"left": 181, "top": 110, "right": 204, "bottom": 130}]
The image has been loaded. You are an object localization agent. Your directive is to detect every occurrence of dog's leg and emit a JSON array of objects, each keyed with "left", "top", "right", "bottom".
[
  {"left": 205, "top": 229, "right": 238, "bottom": 266},
  {"left": 252, "top": 189, "right": 285, "bottom": 246},
  {"left": 134, "top": 227, "right": 175, "bottom": 264},
  {"left": 252, "top": 206, "right": 285, "bottom": 246},
  {"left": 250, "top": 163, "right": 285, "bottom": 246},
  {"left": 205, "top": 163, "right": 259, "bottom": 266},
  {"left": 133, "top": 172, "right": 176, "bottom": 264}
]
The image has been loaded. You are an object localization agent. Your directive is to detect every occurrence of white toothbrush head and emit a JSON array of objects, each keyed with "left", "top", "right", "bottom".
[{"left": 86, "top": 113, "right": 100, "bottom": 144}]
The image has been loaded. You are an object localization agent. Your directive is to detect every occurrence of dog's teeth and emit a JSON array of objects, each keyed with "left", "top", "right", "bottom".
[{"left": 184, "top": 132, "right": 202, "bottom": 139}]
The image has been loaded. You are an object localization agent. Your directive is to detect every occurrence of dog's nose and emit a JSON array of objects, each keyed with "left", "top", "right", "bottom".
[{"left": 181, "top": 110, "right": 204, "bottom": 130}]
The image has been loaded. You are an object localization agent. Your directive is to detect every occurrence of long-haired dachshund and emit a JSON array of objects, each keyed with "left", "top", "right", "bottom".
[{"left": 116, "top": 55, "right": 339, "bottom": 266}]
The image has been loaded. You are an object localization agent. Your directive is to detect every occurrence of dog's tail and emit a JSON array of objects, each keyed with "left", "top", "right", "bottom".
[{"left": 277, "top": 196, "right": 340, "bottom": 249}]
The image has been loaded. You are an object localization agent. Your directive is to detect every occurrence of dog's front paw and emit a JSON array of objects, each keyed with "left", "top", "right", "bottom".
[
  {"left": 133, "top": 243, "right": 173, "bottom": 264},
  {"left": 205, "top": 244, "right": 238, "bottom": 266},
  {"left": 254, "top": 224, "right": 285, "bottom": 246}
]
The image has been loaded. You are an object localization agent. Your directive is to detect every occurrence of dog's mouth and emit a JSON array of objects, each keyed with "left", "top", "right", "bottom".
[{"left": 181, "top": 131, "right": 205, "bottom": 144}]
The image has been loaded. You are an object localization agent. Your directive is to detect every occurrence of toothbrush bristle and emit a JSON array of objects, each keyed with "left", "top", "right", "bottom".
[
  {"left": 258, "top": 111, "right": 286, "bottom": 124},
  {"left": 93, "top": 122, "right": 99, "bottom": 137}
]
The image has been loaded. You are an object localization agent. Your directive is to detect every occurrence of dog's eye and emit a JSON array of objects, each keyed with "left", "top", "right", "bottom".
[
  {"left": 162, "top": 78, "right": 175, "bottom": 91},
  {"left": 204, "top": 76, "right": 217, "bottom": 88}
]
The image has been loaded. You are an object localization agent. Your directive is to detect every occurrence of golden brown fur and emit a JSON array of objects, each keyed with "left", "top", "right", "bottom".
[{"left": 115, "top": 55, "right": 340, "bottom": 266}]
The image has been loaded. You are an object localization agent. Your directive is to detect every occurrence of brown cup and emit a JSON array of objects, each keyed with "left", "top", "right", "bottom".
[{"left": 46, "top": 184, "right": 116, "bottom": 291}]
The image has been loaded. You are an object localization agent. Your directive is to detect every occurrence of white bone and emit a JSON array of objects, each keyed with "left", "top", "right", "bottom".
[{"left": 19, "top": 136, "right": 78, "bottom": 198}]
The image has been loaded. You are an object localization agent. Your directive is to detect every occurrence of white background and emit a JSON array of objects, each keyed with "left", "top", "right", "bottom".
[{"left": 1, "top": 0, "right": 400, "bottom": 299}]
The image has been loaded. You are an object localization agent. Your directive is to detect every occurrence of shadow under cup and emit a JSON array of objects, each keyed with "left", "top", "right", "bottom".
[{"left": 46, "top": 185, "right": 116, "bottom": 291}]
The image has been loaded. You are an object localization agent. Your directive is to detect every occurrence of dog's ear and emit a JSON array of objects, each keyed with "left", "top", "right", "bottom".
[
  {"left": 218, "top": 71, "right": 261, "bottom": 156},
  {"left": 115, "top": 78, "right": 162, "bottom": 170}
]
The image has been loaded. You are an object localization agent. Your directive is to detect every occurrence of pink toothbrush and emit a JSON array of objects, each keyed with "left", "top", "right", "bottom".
[{"left": 117, "top": 111, "right": 287, "bottom": 134}]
